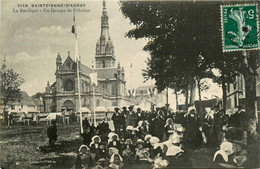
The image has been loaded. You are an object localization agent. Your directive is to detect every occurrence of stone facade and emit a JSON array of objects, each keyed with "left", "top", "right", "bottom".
[{"left": 43, "top": 0, "right": 130, "bottom": 112}]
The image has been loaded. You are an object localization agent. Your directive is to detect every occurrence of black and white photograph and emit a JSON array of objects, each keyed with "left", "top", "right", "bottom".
[{"left": 0, "top": 0, "right": 260, "bottom": 168}]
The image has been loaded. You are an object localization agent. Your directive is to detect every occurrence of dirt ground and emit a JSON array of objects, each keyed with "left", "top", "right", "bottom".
[{"left": 0, "top": 123, "right": 259, "bottom": 169}]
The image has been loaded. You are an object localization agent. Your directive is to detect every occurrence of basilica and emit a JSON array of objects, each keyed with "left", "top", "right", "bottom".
[{"left": 43, "top": 1, "right": 130, "bottom": 112}]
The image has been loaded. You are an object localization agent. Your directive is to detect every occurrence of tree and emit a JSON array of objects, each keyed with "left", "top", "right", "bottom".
[
  {"left": 0, "top": 69, "right": 24, "bottom": 125},
  {"left": 121, "top": 1, "right": 216, "bottom": 112},
  {"left": 120, "top": 1, "right": 259, "bottom": 137}
]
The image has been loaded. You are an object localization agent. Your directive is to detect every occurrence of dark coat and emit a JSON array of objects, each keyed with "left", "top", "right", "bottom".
[
  {"left": 183, "top": 113, "right": 203, "bottom": 149},
  {"left": 125, "top": 111, "right": 138, "bottom": 127},
  {"left": 95, "top": 149, "right": 109, "bottom": 161},
  {"left": 112, "top": 113, "right": 121, "bottom": 128},
  {"left": 108, "top": 140, "right": 121, "bottom": 150},
  {"left": 75, "top": 153, "right": 93, "bottom": 169},
  {"left": 154, "top": 115, "right": 165, "bottom": 141},
  {"left": 47, "top": 124, "right": 57, "bottom": 139}
]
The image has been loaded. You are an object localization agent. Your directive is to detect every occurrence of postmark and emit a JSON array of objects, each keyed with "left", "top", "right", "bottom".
[{"left": 221, "top": 4, "right": 259, "bottom": 52}]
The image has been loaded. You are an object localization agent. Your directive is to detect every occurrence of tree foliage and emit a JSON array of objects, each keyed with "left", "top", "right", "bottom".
[
  {"left": 0, "top": 69, "right": 24, "bottom": 107},
  {"left": 120, "top": 0, "right": 258, "bottom": 95}
]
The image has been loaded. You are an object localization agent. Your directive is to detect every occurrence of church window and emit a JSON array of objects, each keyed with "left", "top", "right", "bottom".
[
  {"left": 96, "top": 99, "right": 100, "bottom": 106},
  {"left": 102, "top": 60, "right": 105, "bottom": 68},
  {"left": 112, "top": 85, "right": 116, "bottom": 95},
  {"left": 82, "top": 83, "right": 84, "bottom": 92}
]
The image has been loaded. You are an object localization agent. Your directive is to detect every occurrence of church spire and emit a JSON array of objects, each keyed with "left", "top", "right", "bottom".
[{"left": 96, "top": 0, "right": 115, "bottom": 56}]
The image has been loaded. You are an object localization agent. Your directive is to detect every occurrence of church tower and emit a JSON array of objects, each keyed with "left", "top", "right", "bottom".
[{"left": 95, "top": 0, "right": 115, "bottom": 68}]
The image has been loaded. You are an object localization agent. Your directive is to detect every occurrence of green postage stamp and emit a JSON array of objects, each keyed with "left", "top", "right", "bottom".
[{"left": 221, "top": 4, "right": 259, "bottom": 52}]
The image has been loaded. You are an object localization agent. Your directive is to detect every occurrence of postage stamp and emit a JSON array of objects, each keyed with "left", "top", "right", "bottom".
[{"left": 221, "top": 4, "right": 259, "bottom": 52}]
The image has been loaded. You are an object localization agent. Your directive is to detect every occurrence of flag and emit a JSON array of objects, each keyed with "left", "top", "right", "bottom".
[
  {"left": 71, "top": 13, "right": 77, "bottom": 36},
  {"left": 90, "top": 72, "right": 98, "bottom": 86},
  {"left": 147, "top": 88, "right": 151, "bottom": 96},
  {"left": 71, "top": 25, "right": 75, "bottom": 34}
]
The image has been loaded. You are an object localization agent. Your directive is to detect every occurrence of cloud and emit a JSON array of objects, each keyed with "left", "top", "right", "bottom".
[{"left": 7, "top": 50, "right": 56, "bottom": 96}]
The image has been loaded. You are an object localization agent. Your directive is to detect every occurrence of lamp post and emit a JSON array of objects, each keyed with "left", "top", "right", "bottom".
[{"left": 114, "top": 73, "right": 118, "bottom": 106}]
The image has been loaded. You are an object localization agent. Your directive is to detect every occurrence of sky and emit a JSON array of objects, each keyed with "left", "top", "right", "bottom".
[{"left": 1, "top": 0, "right": 222, "bottom": 106}]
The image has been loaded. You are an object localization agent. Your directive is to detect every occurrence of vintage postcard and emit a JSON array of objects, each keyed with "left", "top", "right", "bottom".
[{"left": 0, "top": 0, "right": 259, "bottom": 168}]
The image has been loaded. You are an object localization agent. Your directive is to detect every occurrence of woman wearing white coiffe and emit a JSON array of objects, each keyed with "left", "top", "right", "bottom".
[
  {"left": 183, "top": 106, "right": 203, "bottom": 149},
  {"left": 108, "top": 133, "right": 121, "bottom": 150},
  {"left": 164, "top": 132, "right": 192, "bottom": 168},
  {"left": 203, "top": 107, "right": 214, "bottom": 146},
  {"left": 108, "top": 153, "right": 124, "bottom": 169},
  {"left": 74, "top": 145, "right": 94, "bottom": 169},
  {"left": 89, "top": 135, "right": 101, "bottom": 154}
]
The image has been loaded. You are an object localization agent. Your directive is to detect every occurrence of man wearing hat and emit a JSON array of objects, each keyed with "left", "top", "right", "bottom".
[
  {"left": 125, "top": 106, "right": 138, "bottom": 127},
  {"left": 112, "top": 107, "right": 121, "bottom": 135},
  {"left": 136, "top": 107, "right": 145, "bottom": 123},
  {"left": 120, "top": 107, "right": 127, "bottom": 139}
]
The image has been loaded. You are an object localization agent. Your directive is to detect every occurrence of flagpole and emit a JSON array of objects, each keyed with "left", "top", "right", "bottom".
[
  {"left": 72, "top": 13, "right": 83, "bottom": 134},
  {"left": 92, "top": 67, "right": 97, "bottom": 127}
]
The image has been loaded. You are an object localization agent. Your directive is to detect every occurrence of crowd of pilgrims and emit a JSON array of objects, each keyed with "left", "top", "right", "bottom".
[{"left": 74, "top": 105, "right": 248, "bottom": 169}]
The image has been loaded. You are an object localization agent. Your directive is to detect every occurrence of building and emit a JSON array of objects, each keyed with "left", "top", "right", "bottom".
[
  {"left": 43, "top": 1, "right": 130, "bottom": 112},
  {"left": 6, "top": 91, "right": 39, "bottom": 114},
  {"left": 226, "top": 66, "right": 260, "bottom": 111},
  {"left": 132, "top": 85, "right": 168, "bottom": 111}
]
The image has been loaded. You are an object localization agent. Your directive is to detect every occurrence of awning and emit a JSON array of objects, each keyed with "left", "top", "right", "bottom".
[
  {"left": 107, "top": 106, "right": 117, "bottom": 112},
  {"left": 46, "top": 112, "right": 62, "bottom": 119},
  {"left": 78, "top": 107, "right": 91, "bottom": 113},
  {"left": 94, "top": 106, "right": 107, "bottom": 112}
]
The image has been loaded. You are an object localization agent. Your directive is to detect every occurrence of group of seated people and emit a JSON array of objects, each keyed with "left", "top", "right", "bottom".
[
  {"left": 75, "top": 107, "right": 193, "bottom": 169},
  {"left": 74, "top": 105, "right": 248, "bottom": 169}
]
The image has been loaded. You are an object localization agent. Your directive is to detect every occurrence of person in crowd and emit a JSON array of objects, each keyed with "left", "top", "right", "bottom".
[
  {"left": 213, "top": 140, "right": 247, "bottom": 167},
  {"left": 108, "top": 147, "right": 120, "bottom": 158},
  {"left": 218, "top": 109, "right": 229, "bottom": 144},
  {"left": 165, "top": 132, "right": 192, "bottom": 168},
  {"left": 121, "top": 139, "right": 135, "bottom": 156},
  {"left": 154, "top": 110, "right": 165, "bottom": 141},
  {"left": 81, "top": 117, "right": 94, "bottom": 146},
  {"left": 124, "top": 125, "right": 132, "bottom": 139},
  {"left": 136, "top": 120, "right": 149, "bottom": 139},
  {"left": 183, "top": 106, "right": 203, "bottom": 149},
  {"left": 47, "top": 120, "right": 57, "bottom": 148},
  {"left": 147, "top": 109, "right": 156, "bottom": 136},
  {"left": 131, "top": 128, "right": 139, "bottom": 145},
  {"left": 121, "top": 139, "right": 135, "bottom": 168},
  {"left": 112, "top": 107, "right": 121, "bottom": 135},
  {"left": 108, "top": 133, "right": 121, "bottom": 150},
  {"left": 75, "top": 145, "right": 93, "bottom": 169},
  {"left": 120, "top": 107, "right": 127, "bottom": 139},
  {"left": 136, "top": 108, "right": 144, "bottom": 123},
  {"left": 125, "top": 106, "right": 138, "bottom": 127},
  {"left": 144, "top": 134, "right": 153, "bottom": 149},
  {"left": 164, "top": 118, "right": 175, "bottom": 141},
  {"left": 108, "top": 153, "right": 124, "bottom": 169},
  {"left": 212, "top": 106, "right": 222, "bottom": 146},
  {"left": 149, "top": 136, "right": 163, "bottom": 159},
  {"left": 97, "top": 118, "right": 111, "bottom": 142},
  {"left": 95, "top": 142, "right": 109, "bottom": 161},
  {"left": 203, "top": 107, "right": 214, "bottom": 146},
  {"left": 135, "top": 139, "right": 145, "bottom": 160},
  {"left": 92, "top": 158, "right": 108, "bottom": 169},
  {"left": 134, "top": 148, "right": 153, "bottom": 169},
  {"left": 90, "top": 135, "right": 101, "bottom": 154},
  {"left": 227, "top": 108, "right": 243, "bottom": 140}
]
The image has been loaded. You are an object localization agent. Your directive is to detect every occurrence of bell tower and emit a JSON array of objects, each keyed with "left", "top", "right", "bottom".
[{"left": 95, "top": 0, "right": 116, "bottom": 69}]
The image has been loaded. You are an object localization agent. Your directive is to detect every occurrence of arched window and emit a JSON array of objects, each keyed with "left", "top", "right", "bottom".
[{"left": 102, "top": 60, "right": 105, "bottom": 68}]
